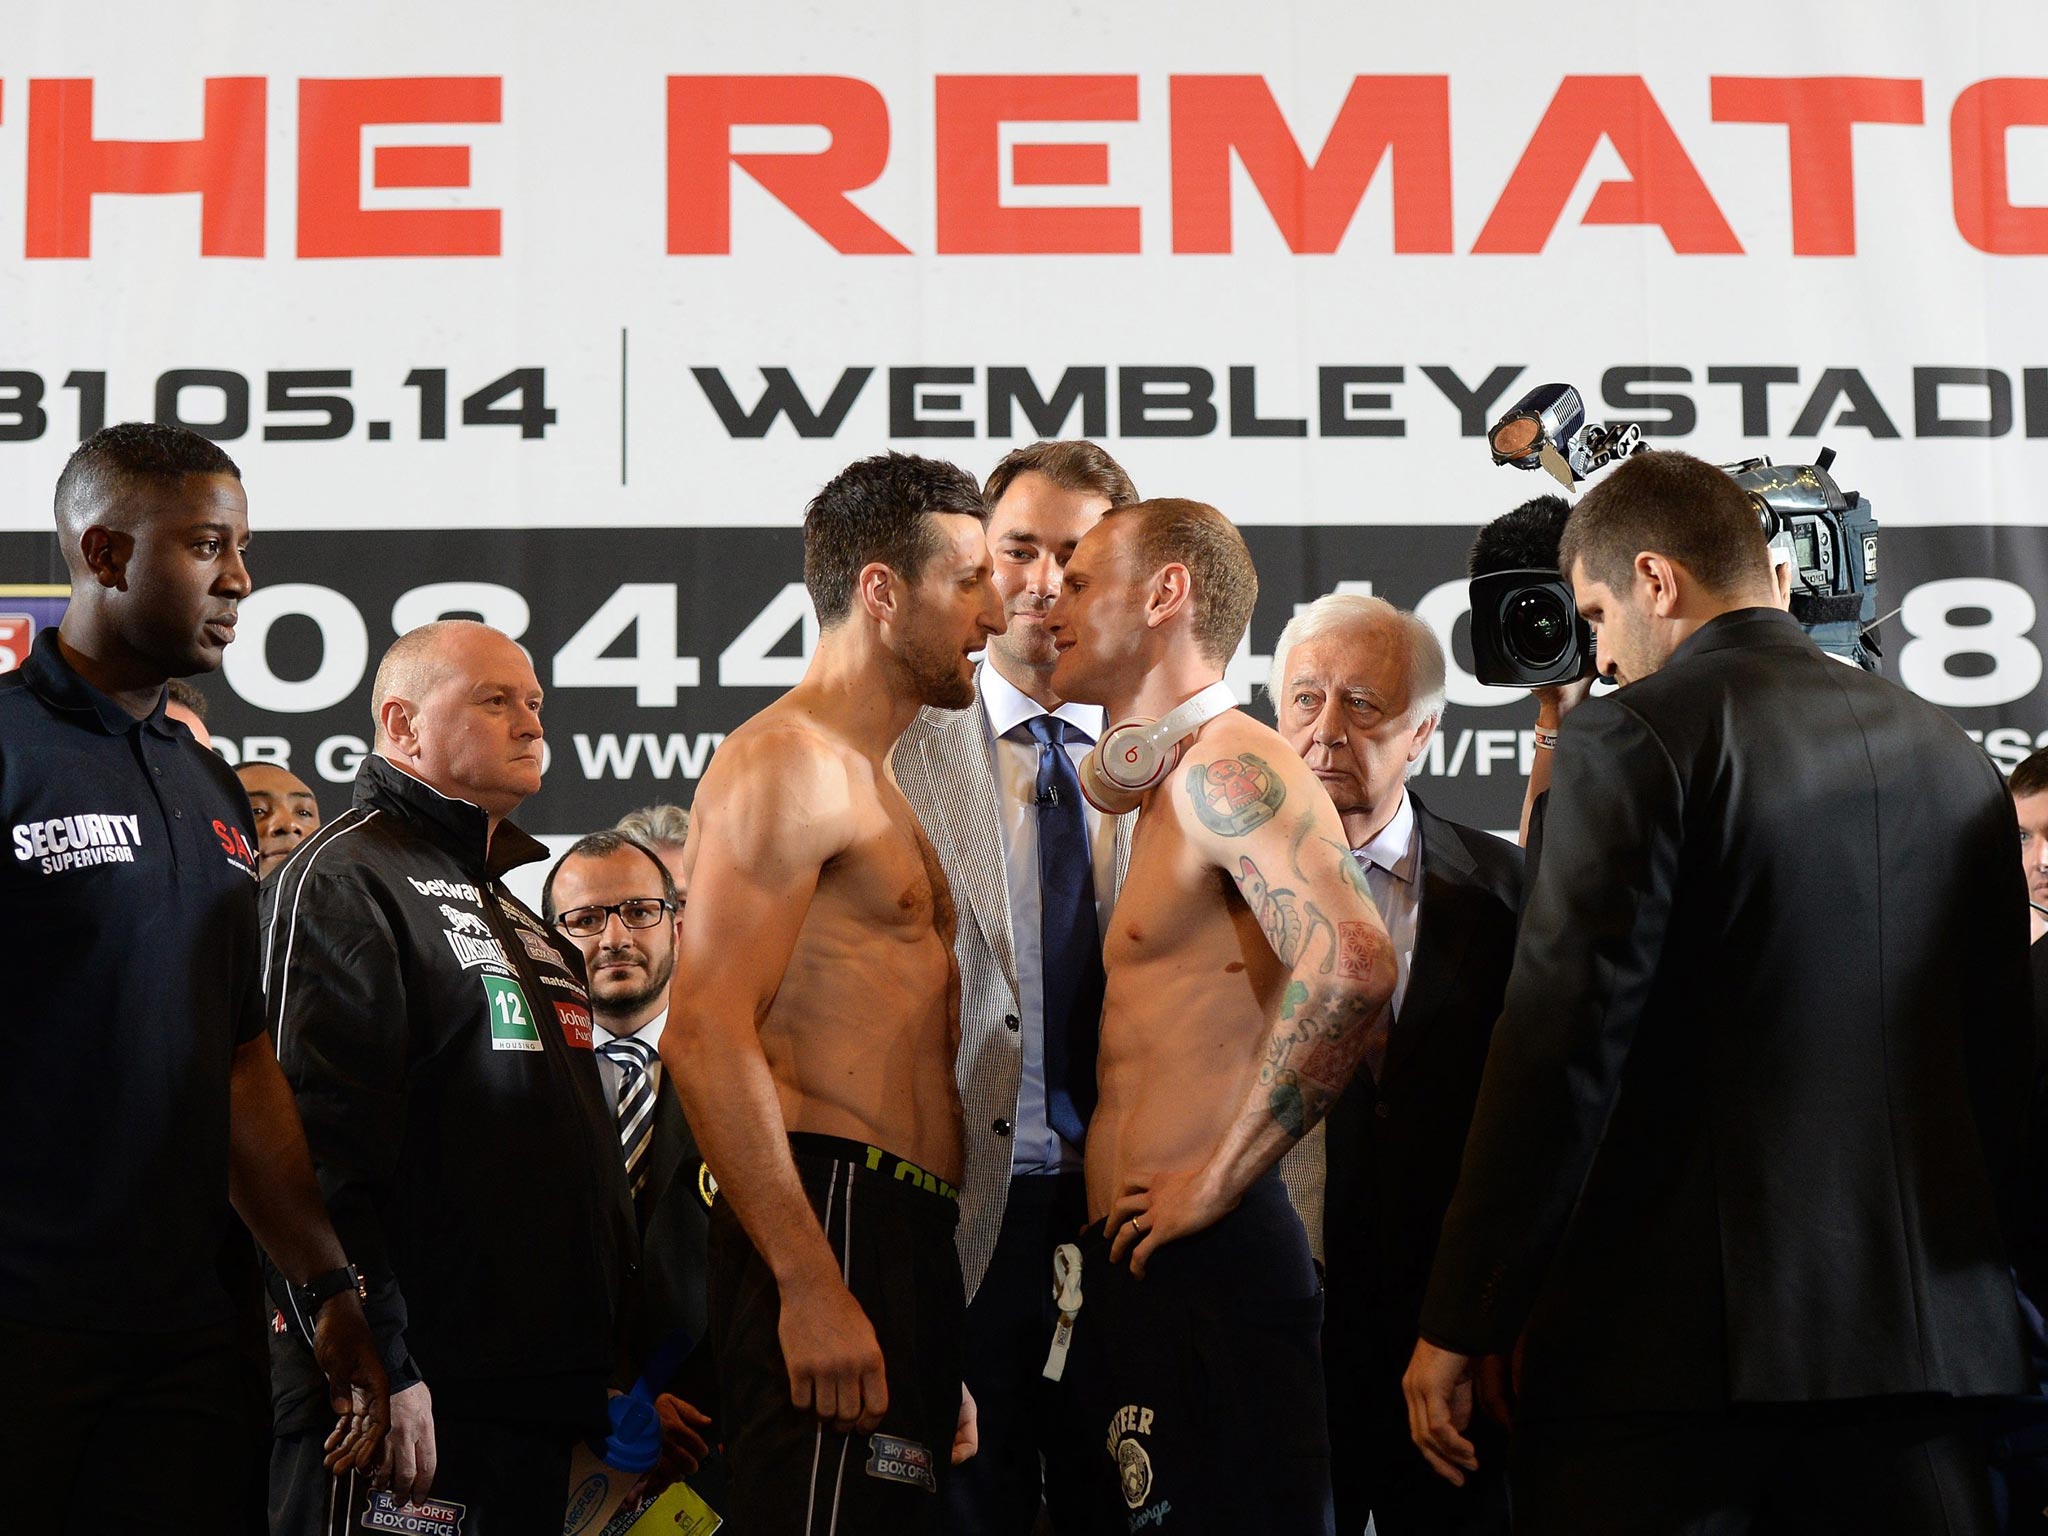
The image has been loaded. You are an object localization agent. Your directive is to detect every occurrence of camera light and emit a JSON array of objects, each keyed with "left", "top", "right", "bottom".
[
  {"left": 1487, "top": 383, "right": 1589, "bottom": 489},
  {"left": 1490, "top": 416, "right": 1543, "bottom": 460}
]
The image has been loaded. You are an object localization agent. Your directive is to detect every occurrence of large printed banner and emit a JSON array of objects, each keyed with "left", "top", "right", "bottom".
[{"left": 5, "top": 0, "right": 2048, "bottom": 836}]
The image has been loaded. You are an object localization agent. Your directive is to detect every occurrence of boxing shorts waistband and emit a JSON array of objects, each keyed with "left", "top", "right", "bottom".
[{"left": 787, "top": 1132, "right": 961, "bottom": 1207}]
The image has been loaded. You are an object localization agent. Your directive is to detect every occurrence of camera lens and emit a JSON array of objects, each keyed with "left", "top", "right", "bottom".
[{"left": 1504, "top": 589, "right": 1570, "bottom": 667}]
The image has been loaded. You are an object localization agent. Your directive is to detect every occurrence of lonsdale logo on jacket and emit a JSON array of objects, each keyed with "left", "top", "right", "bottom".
[{"left": 439, "top": 902, "right": 512, "bottom": 973}]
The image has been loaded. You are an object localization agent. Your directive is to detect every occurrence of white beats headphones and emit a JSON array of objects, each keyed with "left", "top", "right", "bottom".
[{"left": 1077, "top": 681, "right": 1239, "bottom": 814}]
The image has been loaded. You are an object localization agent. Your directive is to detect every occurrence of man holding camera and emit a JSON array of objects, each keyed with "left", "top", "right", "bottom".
[{"left": 1408, "top": 451, "right": 2033, "bottom": 1532}]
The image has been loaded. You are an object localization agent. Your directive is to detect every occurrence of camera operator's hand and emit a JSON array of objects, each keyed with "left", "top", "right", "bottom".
[
  {"left": 1521, "top": 677, "right": 1593, "bottom": 848},
  {"left": 1531, "top": 676, "right": 1593, "bottom": 729}
]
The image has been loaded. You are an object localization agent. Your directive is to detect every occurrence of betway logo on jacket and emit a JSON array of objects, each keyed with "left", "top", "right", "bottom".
[
  {"left": 11, "top": 812, "right": 142, "bottom": 873},
  {"left": 409, "top": 875, "right": 483, "bottom": 905}
]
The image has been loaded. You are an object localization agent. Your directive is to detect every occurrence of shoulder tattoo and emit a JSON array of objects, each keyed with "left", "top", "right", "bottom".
[{"left": 1186, "top": 752, "right": 1287, "bottom": 837}]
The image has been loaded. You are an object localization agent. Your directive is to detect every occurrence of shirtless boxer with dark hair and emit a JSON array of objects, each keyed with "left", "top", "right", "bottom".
[{"left": 664, "top": 451, "right": 1005, "bottom": 1532}]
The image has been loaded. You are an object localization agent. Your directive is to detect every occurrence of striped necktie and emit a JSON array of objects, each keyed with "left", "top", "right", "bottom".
[{"left": 600, "top": 1034, "right": 657, "bottom": 1201}]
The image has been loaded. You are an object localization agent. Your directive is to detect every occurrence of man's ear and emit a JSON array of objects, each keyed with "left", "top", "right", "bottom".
[
  {"left": 1636, "top": 552, "right": 1685, "bottom": 618},
  {"left": 1405, "top": 708, "right": 1440, "bottom": 768},
  {"left": 378, "top": 697, "right": 420, "bottom": 758},
  {"left": 856, "top": 561, "right": 900, "bottom": 625},
  {"left": 1143, "top": 562, "right": 1192, "bottom": 632},
  {"left": 80, "top": 526, "right": 132, "bottom": 591}
]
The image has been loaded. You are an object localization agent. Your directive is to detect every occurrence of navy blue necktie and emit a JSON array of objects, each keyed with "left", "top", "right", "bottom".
[{"left": 1026, "top": 714, "right": 1105, "bottom": 1147}]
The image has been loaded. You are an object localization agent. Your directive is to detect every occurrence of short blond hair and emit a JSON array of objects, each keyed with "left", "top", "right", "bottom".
[{"left": 1104, "top": 498, "right": 1257, "bottom": 666}]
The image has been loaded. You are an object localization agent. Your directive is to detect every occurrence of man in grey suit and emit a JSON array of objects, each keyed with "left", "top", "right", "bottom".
[{"left": 893, "top": 440, "right": 1138, "bottom": 1533}]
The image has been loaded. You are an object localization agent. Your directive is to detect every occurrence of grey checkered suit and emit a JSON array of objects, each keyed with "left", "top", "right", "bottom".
[{"left": 892, "top": 673, "right": 1131, "bottom": 1299}]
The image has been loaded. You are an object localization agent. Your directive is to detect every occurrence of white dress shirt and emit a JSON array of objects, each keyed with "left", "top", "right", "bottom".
[
  {"left": 979, "top": 662, "right": 1115, "bottom": 1176},
  {"left": 1352, "top": 788, "right": 1420, "bottom": 1021},
  {"left": 594, "top": 1007, "right": 666, "bottom": 1113}
]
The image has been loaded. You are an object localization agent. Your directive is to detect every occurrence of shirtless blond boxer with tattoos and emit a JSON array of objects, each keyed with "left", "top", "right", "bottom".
[
  {"left": 664, "top": 452, "right": 1003, "bottom": 1533},
  {"left": 1043, "top": 499, "right": 1394, "bottom": 1535}
]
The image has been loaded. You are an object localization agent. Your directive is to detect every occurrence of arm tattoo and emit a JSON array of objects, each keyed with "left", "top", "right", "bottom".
[
  {"left": 1323, "top": 837, "right": 1373, "bottom": 900},
  {"left": 1238, "top": 857, "right": 1302, "bottom": 965},
  {"left": 1242, "top": 867, "right": 1389, "bottom": 1140},
  {"left": 1227, "top": 809, "right": 1392, "bottom": 1139},
  {"left": 1237, "top": 858, "right": 1336, "bottom": 973},
  {"left": 1335, "top": 921, "right": 1378, "bottom": 981},
  {"left": 1187, "top": 753, "right": 1287, "bottom": 837},
  {"left": 1228, "top": 856, "right": 1343, "bottom": 974},
  {"left": 1271, "top": 1080, "right": 1309, "bottom": 1137},
  {"left": 1258, "top": 998, "right": 1375, "bottom": 1139}
]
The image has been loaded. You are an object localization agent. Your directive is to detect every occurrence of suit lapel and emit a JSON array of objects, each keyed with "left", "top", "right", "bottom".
[
  {"left": 1381, "top": 803, "right": 1477, "bottom": 1084},
  {"left": 907, "top": 704, "right": 1019, "bottom": 1000},
  {"left": 641, "top": 1074, "right": 695, "bottom": 1218}
]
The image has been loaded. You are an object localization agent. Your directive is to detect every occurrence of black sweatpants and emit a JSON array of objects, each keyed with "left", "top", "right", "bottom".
[
  {"left": 708, "top": 1134, "right": 966, "bottom": 1536},
  {"left": 0, "top": 1316, "right": 250, "bottom": 1533},
  {"left": 270, "top": 1414, "right": 580, "bottom": 1536},
  {"left": 1065, "top": 1171, "right": 1333, "bottom": 1536}
]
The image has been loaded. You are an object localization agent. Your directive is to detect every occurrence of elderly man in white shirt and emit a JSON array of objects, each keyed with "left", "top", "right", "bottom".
[{"left": 1270, "top": 593, "right": 1524, "bottom": 1536}]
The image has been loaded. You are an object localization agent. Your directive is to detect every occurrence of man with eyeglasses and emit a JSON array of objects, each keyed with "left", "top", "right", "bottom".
[{"left": 544, "top": 831, "right": 717, "bottom": 1495}]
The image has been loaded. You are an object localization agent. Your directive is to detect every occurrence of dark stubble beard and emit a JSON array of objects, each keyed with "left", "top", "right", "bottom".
[
  {"left": 593, "top": 953, "right": 676, "bottom": 1025},
  {"left": 905, "top": 627, "right": 977, "bottom": 710}
]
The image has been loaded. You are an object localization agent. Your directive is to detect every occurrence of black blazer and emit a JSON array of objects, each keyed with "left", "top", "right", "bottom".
[
  {"left": 1321, "top": 794, "right": 1524, "bottom": 1368},
  {"left": 1421, "top": 608, "right": 2034, "bottom": 1420},
  {"left": 625, "top": 1072, "right": 714, "bottom": 1383}
]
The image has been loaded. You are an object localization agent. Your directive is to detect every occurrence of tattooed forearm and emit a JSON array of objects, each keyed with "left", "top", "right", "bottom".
[
  {"left": 1270, "top": 1078, "right": 1312, "bottom": 1137},
  {"left": 1245, "top": 872, "right": 1395, "bottom": 1138},
  {"left": 1188, "top": 753, "right": 1287, "bottom": 836},
  {"left": 1255, "top": 977, "right": 1378, "bottom": 1138}
]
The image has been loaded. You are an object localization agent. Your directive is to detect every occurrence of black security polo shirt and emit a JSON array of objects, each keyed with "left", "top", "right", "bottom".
[{"left": 0, "top": 629, "right": 264, "bottom": 1332}]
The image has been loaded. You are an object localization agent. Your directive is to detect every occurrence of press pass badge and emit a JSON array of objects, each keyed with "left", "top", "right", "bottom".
[{"left": 1043, "top": 1242, "right": 1084, "bottom": 1381}]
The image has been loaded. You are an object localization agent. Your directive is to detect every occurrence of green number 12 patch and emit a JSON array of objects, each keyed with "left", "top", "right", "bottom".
[{"left": 484, "top": 975, "right": 542, "bottom": 1052}]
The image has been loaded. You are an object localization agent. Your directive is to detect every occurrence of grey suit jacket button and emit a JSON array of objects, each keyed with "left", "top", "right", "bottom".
[
  {"left": 1004, "top": 1014, "right": 1020, "bottom": 1032},
  {"left": 993, "top": 1118, "right": 1014, "bottom": 1137}
]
